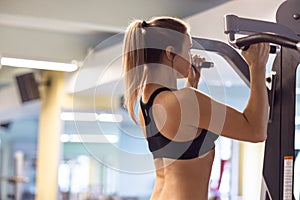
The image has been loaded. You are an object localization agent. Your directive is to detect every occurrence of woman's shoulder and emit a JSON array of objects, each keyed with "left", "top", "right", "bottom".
[
  {"left": 171, "top": 87, "right": 211, "bottom": 109},
  {"left": 156, "top": 87, "right": 203, "bottom": 108},
  {"left": 176, "top": 87, "right": 197, "bottom": 94},
  {"left": 174, "top": 87, "right": 203, "bottom": 100}
]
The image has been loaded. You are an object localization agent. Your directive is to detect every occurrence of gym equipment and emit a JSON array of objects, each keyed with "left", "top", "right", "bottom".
[
  {"left": 191, "top": 62, "right": 214, "bottom": 72},
  {"left": 0, "top": 151, "right": 28, "bottom": 200},
  {"left": 224, "top": 0, "right": 300, "bottom": 199}
]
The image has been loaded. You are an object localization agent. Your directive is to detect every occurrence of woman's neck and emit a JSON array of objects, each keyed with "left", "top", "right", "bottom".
[{"left": 144, "top": 63, "right": 177, "bottom": 89}]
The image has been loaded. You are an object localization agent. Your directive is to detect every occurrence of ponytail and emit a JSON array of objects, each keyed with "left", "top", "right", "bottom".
[
  {"left": 122, "top": 20, "right": 145, "bottom": 123},
  {"left": 122, "top": 17, "right": 189, "bottom": 123}
]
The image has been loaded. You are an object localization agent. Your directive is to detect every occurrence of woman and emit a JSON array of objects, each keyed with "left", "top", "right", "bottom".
[{"left": 122, "top": 16, "right": 270, "bottom": 200}]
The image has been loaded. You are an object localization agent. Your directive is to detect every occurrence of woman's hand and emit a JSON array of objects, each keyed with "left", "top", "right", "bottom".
[
  {"left": 185, "top": 55, "right": 205, "bottom": 88},
  {"left": 241, "top": 43, "right": 270, "bottom": 68}
]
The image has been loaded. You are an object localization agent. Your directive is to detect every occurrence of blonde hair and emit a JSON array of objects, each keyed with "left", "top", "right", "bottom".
[{"left": 122, "top": 16, "right": 190, "bottom": 123}]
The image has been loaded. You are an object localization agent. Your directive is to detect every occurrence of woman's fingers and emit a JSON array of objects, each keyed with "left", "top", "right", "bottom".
[
  {"left": 241, "top": 42, "right": 270, "bottom": 67},
  {"left": 192, "top": 55, "right": 206, "bottom": 67}
]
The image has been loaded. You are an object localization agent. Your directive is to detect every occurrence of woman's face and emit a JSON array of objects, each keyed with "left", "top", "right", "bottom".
[{"left": 172, "top": 36, "right": 192, "bottom": 78}]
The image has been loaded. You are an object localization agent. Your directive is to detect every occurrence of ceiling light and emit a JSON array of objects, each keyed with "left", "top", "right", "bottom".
[
  {"left": 60, "top": 112, "right": 123, "bottom": 122},
  {"left": 0, "top": 57, "right": 78, "bottom": 72},
  {"left": 97, "top": 113, "right": 123, "bottom": 122},
  {"left": 60, "top": 112, "right": 97, "bottom": 121},
  {"left": 61, "top": 134, "right": 119, "bottom": 143}
]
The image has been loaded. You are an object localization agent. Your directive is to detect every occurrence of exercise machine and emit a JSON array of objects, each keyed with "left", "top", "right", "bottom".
[
  {"left": 224, "top": 0, "right": 300, "bottom": 199},
  {"left": 191, "top": 0, "right": 300, "bottom": 199}
]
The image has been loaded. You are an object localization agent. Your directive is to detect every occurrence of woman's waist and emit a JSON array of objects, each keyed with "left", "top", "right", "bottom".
[
  {"left": 159, "top": 182, "right": 209, "bottom": 200},
  {"left": 164, "top": 170, "right": 211, "bottom": 187},
  {"left": 159, "top": 151, "right": 215, "bottom": 175},
  {"left": 153, "top": 159, "right": 213, "bottom": 200}
]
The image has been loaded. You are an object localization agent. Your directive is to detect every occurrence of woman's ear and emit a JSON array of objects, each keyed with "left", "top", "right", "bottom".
[{"left": 165, "top": 46, "right": 175, "bottom": 61}]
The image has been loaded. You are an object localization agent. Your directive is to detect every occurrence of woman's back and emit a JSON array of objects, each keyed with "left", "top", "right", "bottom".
[
  {"left": 150, "top": 154, "right": 215, "bottom": 200},
  {"left": 138, "top": 85, "right": 216, "bottom": 200}
]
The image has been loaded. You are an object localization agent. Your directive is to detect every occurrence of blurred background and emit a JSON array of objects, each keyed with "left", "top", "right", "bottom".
[{"left": 0, "top": 0, "right": 299, "bottom": 200}]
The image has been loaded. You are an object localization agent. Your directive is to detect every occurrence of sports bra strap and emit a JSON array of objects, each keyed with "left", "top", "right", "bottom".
[
  {"left": 143, "top": 87, "right": 172, "bottom": 107},
  {"left": 140, "top": 87, "right": 172, "bottom": 125}
]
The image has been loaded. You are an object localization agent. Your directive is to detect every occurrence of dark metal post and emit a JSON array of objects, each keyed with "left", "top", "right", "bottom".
[{"left": 263, "top": 47, "right": 298, "bottom": 200}]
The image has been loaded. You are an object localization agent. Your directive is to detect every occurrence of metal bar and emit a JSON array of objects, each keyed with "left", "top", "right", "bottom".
[
  {"left": 233, "top": 33, "right": 299, "bottom": 51},
  {"left": 224, "top": 15, "right": 299, "bottom": 41},
  {"left": 280, "top": 48, "right": 298, "bottom": 200},
  {"left": 192, "top": 37, "right": 250, "bottom": 85},
  {"left": 263, "top": 47, "right": 299, "bottom": 200},
  {"left": 263, "top": 53, "right": 282, "bottom": 200}
]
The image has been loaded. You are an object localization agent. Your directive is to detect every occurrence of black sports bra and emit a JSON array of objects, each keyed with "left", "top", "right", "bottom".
[{"left": 140, "top": 87, "right": 217, "bottom": 160}]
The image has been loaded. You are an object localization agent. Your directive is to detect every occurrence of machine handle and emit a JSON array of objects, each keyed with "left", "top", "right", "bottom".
[
  {"left": 230, "top": 33, "right": 300, "bottom": 52},
  {"left": 192, "top": 61, "right": 214, "bottom": 71}
]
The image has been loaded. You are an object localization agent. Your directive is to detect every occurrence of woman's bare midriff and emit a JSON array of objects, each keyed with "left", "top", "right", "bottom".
[
  {"left": 138, "top": 87, "right": 216, "bottom": 200},
  {"left": 150, "top": 149, "right": 215, "bottom": 200}
]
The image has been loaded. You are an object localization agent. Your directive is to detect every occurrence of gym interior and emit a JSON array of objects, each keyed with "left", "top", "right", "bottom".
[{"left": 0, "top": 0, "right": 299, "bottom": 199}]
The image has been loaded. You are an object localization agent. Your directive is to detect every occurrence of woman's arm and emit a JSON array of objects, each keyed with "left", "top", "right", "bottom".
[
  {"left": 184, "top": 55, "right": 204, "bottom": 88},
  {"left": 241, "top": 43, "right": 270, "bottom": 140},
  {"left": 184, "top": 66, "right": 199, "bottom": 88},
  {"left": 182, "top": 43, "right": 270, "bottom": 142}
]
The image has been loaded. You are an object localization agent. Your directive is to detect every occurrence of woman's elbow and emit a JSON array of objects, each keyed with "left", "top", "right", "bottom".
[
  {"left": 252, "top": 134, "right": 267, "bottom": 143},
  {"left": 249, "top": 128, "right": 267, "bottom": 143}
]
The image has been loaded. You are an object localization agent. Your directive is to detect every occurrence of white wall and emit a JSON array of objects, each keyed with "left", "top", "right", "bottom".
[{"left": 186, "top": 0, "right": 285, "bottom": 42}]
